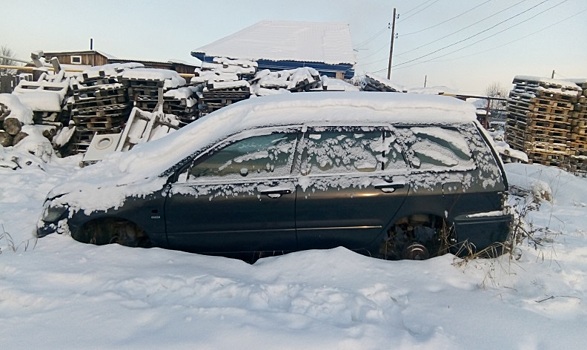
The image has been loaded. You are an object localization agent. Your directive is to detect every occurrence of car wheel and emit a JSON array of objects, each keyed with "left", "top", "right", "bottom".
[
  {"left": 379, "top": 214, "right": 455, "bottom": 260},
  {"left": 75, "top": 218, "right": 151, "bottom": 248}
]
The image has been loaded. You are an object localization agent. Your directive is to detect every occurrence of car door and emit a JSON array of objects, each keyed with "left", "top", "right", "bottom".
[
  {"left": 164, "top": 128, "right": 300, "bottom": 254},
  {"left": 295, "top": 126, "right": 410, "bottom": 251}
]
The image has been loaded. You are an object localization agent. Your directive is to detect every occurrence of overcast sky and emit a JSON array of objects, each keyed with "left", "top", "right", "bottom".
[{"left": 2, "top": 0, "right": 586, "bottom": 94}]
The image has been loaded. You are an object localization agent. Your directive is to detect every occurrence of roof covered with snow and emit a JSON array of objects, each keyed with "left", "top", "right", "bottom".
[{"left": 192, "top": 21, "right": 356, "bottom": 65}]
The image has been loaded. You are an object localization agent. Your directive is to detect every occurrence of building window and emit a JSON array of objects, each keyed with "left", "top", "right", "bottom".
[{"left": 71, "top": 56, "right": 82, "bottom": 64}]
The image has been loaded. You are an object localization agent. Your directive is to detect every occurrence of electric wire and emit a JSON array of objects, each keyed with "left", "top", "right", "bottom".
[
  {"left": 397, "top": 0, "right": 528, "bottom": 57},
  {"left": 393, "top": 0, "right": 575, "bottom": 71},
  {"left": 401, "top": 0, "right": 437, "bottom": 16},
  {"left": 394, "top": 0, "right": 550, "bottom": 68},
  {"left": 401, "top": 0, "right": 493, "bottom": 36},
  {"left": 400, "top": 0, "right": 441, "bottom": 22},
  {"left": 435, "top": 8, "right": 587, "bottom": 64},
  {"left": 354, "top": 26, "right": 389, "bottom": 49},
  {"left": 364, "top": 0, "right": 526, "bottom": 69}
]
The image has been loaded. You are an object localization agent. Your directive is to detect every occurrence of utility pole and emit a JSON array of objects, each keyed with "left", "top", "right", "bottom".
[
  {"left": 551, "top": 70, "right": 555, "bottom": 79},
  {"left": 424, "top": 75, "right": 427, "bottom": 88},
  {"left": 387, "top": 7, "right": 397, "bottom": 80}
]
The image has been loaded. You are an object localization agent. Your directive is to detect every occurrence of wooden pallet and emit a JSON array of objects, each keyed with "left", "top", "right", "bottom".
[
  {"left": 535, "top": 90, "right": 579, "bottom": 103},
  {"left": 530, "top": 125, "right": 569, "bottom": 138},
  {"left": 526, "top": 112, "right": 569, "bottom": 123},
  {"left": 570, "top": 134, "right": 587, "bottom": 143},
  {"left": 527, "top": 150, "right": 568, "bottom": 166},
  {"left": 527, "top": 119, "right": 570, "bottom": 130},
  {"left": 532, "top": 98, "right": 574, "bottom": 109},
  {"left": 528, "top": 141, "right": 569, "bottom": 154}
]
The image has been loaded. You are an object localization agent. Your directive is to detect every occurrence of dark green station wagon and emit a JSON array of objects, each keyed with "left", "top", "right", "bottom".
[{"left": 37, "top": 92, "right": 512, "bottom": 260}]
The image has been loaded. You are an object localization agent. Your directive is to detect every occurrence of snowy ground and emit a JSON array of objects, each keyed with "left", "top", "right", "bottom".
[{"left": 1, "top": 153, "right": 586, "bottom": 349}]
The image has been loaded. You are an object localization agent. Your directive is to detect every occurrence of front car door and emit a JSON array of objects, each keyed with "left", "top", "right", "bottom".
[
  {"left": 164, "top": 127, "right": 300, "bottom": 254},
  {"left": 295, "top": 126, "right": 410, "bottom": 252}
]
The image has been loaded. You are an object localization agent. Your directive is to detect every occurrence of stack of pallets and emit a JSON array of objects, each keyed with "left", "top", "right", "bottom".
[
  {"left": 197, "top": 81, "right": 251, "bottom": 116},
  {"left": 506, "top": 76, "right": 585, "bottom": 174},
  {"left": 125, "top": 78, "right": 164, "bottom": 112},
  {"left": 163, "top": 86, "right": 199, "bottom": 125},
  {"left": 68, "top": 72, "right": 131, "bottom": 154},
  {"left": 569, "top": 80, "right": 587, "bottom": 174}
]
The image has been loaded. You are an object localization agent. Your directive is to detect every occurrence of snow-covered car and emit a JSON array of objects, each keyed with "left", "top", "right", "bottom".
[{"left": 37, "top": 92, "right": 512, "bottom": 260}]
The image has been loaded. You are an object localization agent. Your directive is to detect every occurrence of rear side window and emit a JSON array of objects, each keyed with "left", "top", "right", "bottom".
[
  {"left": 301, "top": 127, "right": 406, "bottom": 175},
  {"left": 398, "top": 126, "right": 475, "bottom": 170}
]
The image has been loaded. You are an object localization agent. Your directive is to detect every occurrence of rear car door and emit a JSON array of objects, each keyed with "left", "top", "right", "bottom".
[
  {"left": 295, "top": 126, "right": 410, "bottom": 251},
  {"left": 164, "top": 128, "right": 300, "bottom": 254}
]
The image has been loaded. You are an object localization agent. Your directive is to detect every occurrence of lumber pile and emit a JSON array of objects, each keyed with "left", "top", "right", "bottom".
[
  {"left": 358, "top": 73, "right": 404, "bottom": 92},
  {"left": 163, "top": 86, "right": 198, "bottom": 125},
  {"left": 67, "top": 71, "right": 131, "bottom": 154},
  {"left": 0, "top": 104, "right": 27, "bottom": 147},
  {"left": 506, "top": 76, "right": 586, "bottom": 175},
  {"left": 570, "top": 80, "right": 587, "bottom": 174},
  {"left": 192, "top": 58, "right": 254, "bottom": 116}
]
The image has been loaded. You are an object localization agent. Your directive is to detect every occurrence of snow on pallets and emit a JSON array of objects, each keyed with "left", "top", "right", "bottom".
[
  {"left": 197, "top": 81, "right": 251, "bottom": 116},
  {"left": 123, "top": 73, "right": 198, "bottom": 124},
  {"left": 506, "top": 75, "right": 586, "bottom": 174},
  {"left": 67, "top": 72, "right": 131, "bottom": 154}
]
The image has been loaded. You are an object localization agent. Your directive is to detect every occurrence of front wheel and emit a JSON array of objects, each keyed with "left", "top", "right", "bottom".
[{"left": 75, "top": 219, "right": 151, "bottom": 248}]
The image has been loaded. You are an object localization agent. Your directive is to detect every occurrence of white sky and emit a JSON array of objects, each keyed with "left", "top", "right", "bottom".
[{"left": 2, "top": 0, "right": 586, "bottom": 94}]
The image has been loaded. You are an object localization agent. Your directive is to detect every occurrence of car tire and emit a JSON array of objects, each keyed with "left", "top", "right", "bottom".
[{"left": 75, "top": 218, "right": 151, "bottom": 248}]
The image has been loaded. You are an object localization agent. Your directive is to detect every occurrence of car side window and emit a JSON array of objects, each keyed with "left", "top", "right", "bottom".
[
  {"left": 398, "top": 126, "right": 475, "bottom": 170},
  {"left": 301, "top": 127, "right": 406, "bottom": 175},
  {"left": 185, "top": 132, "right": 298, "bottom": 180}
]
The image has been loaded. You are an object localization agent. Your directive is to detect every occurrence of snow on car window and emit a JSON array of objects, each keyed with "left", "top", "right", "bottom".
[
  {"left": 398, "top": 126, "right": 475, "bottom": 170},
  {"left": 186, "top": 132, "right": 297, "bottom": 180},
  {"left": 395, "top": 123, "right": 503, "bottom": 191},
  {"left": 303, "top": 128, "right": 383, "bottom": 174},
  {"left": 301, "top": 127, "right": 408, "bottom": 175}
]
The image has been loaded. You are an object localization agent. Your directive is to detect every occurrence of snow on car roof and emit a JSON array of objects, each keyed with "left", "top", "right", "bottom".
[
  {"left": 49, "top": 92, "right": 477, "bottom": 211},
  {"left": 121, "top": 92, "right": 475, "bottom": 172}
]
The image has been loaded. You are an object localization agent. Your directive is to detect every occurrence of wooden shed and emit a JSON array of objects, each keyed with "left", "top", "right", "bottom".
[{"left": 42, "top": 51, "right": 199, "bottom": 75}]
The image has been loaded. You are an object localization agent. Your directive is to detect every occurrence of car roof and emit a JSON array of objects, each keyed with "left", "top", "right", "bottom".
[{"left": 153, "top": 92, "right": 474, "bottom": 165}]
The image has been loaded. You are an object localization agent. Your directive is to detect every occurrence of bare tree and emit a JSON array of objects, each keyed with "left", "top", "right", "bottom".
[
  {"left": 484, "top": 82, "right": 509, "bottom": 113},
  {"left": 0, "top": 46, "right": 17, "bottom": 74}
]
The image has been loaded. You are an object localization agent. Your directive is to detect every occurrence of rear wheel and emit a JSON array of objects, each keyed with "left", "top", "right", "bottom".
[
  {"left": 379, "top": 214, "right": 454, "bottom": 260},
  {"left": 74, "top": 218, "right": 151, "bottom": 248}
]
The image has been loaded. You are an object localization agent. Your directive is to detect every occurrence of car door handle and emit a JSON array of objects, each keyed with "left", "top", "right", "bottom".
[
  {"left": 374, "top": 182, "right": 406, "bottom": 193},
  {"left": 259, "top": 187, "right": 293, "bottom": 198}
]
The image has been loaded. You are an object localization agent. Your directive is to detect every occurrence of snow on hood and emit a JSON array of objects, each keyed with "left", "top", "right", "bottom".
[
  {"left": 48, "top": 92, "right": 476, "bottom": 211},
  {"left": 0, "top": 93, "right": 34, "bottom": 124}
]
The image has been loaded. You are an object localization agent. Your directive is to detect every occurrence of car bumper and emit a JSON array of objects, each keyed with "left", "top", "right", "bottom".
[{"left": 453, "top": 211, "right": 513, "bottom": 254}]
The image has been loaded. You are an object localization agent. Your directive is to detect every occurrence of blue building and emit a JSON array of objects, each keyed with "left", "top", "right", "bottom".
[{"left": 191, "top": 21, "right": 356, "bottom": 79}]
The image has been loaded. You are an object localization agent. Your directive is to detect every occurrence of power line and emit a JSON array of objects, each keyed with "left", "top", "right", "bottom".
[
  {"left": 402, "top": 0, "right": 494, "bottom": 37},
  {"left": 400, "top": 0, "right": 440, "bottom": 22},
  {"left": 360, "top": 43, "right": 394, "bottom": 66},
  {"left": 396, "top": 0, "right": 528, "bottom": 57},
  {"left": 354, "top": 26, "right": 389, "bottom": 49},
  {"left": 394, "top": 0, "right": 550, "bottom": 68},
  {"left": 435, "top": 8, "right": 587, "bottom": 64},
  {"left": 394, "top": 0, "right": 574, "bottom": 71},
  {"left": 401, "top": 0, "right": 436, "bottom": 16}
]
